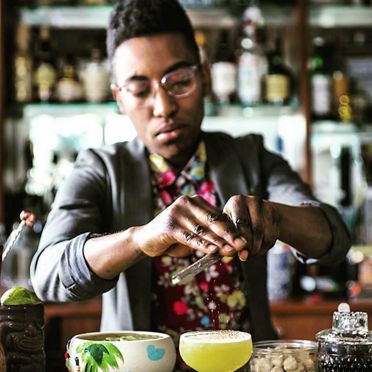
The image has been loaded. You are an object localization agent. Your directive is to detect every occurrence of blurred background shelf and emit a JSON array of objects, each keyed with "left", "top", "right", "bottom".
[
  {"left": 310, "top": 5, "right": 372, "bottom": 28},
  {"left": 19, "top": 4, "right": 372, "bottom": 29}
]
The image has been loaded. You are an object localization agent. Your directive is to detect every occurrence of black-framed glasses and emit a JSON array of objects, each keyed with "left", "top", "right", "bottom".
[{"left": 116, "top": 64, "right": 200, "bottom": 106}]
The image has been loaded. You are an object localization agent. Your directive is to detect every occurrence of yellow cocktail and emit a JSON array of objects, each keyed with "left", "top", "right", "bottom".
[{"left": 179, "top": 330, "right": 252, "bottom": 372}]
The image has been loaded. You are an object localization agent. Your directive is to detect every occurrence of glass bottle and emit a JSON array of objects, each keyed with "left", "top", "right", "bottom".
[
  {"left": 13, "top": 24, "right": 33, "bottom": 103},
  {"left": 237, "top": 0, "right": 267, "bottom": 106},
  {"left": 194, "top": 30, "right": 208, "bottom": 63},
  {"left": 80, "top": 48, "right": 110, "bottom": 103},
  {"left": 33, "top": 27, "right": 57, "bottom": 102},
  {"left": 331, "top": 45, "right": 352, "bottom": 123},
  {"left": 310, "top": 36, "right": 332, "bottom": 121},
  {"left": 263, "top": 37, "right": 292, "bottom": 106},
  {"left": 56, "top": 56, "right": 84, "bottom": 103},
  {"left": 211, "top": 29, "right": 237, "bottom": 105},
  {"left": 316, "top": 302, "right": 372, "bottom": 371}
]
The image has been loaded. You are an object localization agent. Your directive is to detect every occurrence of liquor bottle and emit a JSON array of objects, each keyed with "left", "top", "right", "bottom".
[
  {"left": 331, "top": 55, "right": 352, "bottom": 123},
  {"left": 263, "top": 37, "right": 292, "bottom": 106},
  {"left": 33, "top": 27, "right": 57, "bottom": 102},
  {"left": 55, "top": 56, "right": 84, "bottom": 103},
  {"left": 194, "top": 30, "right": 215, "bottom": 116},
  {"left": 237, "top": 0, "right": 267, "bottom": 106},
  {"left": 211, "top": 29, "right": 237, "bottom": 105},
  {"left": 80, "top": 48, "right": 110, "bottom": 103},
  {"left": 13, "top": 24, "right": 33, "bottom": 103},
  {"left": 310, "top": 37, "right": 332, "bottom": 121},
  {"left": 194, "top": 30, "right": 208, "bottom": 63}
]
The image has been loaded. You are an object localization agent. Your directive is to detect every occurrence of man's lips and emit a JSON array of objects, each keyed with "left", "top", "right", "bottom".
[{"left": 155, "top": 124, "right": 186, "bottom": 140}]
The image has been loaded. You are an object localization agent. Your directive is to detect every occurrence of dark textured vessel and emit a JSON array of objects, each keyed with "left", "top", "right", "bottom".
[
  {"left": 316, "top": 303, "right": 372, "bottom": 372},
  {"left": 0, "top": 303, "right": 45, "bottom": 372}
]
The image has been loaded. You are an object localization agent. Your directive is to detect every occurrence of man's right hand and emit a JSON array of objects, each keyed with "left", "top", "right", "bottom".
[{"left": 133, "top": 195, "right": 248, "bottom": 259}]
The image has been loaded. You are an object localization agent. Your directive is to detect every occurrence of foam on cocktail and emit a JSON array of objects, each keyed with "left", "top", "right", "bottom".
[{"left": 184, "top": 330, "right": 251, "bottom": 343}]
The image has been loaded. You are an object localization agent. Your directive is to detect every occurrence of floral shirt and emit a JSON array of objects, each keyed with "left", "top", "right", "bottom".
[{"left": 148, "top": 142, "right": 250, "bottom": 368}]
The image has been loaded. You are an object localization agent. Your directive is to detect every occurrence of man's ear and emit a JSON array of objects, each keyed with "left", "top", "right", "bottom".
[
  {"left": 111, "top": 83, "right": 126, "bottom": 114},
  {"left": 200, "top": 62, "right": 212, "bottom": 98}
]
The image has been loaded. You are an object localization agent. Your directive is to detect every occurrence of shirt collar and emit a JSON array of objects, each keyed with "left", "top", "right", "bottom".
[{"left": 149, "top": 141, "right": 207, "bottom": 188}]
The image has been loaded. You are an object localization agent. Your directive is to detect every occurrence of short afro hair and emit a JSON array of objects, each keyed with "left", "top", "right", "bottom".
[{"left": 106, "top": 0, "right": 200, "bottom": 63}]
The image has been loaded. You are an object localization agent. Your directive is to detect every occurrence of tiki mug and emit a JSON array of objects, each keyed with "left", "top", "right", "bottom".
[{"left": 0, "top": 303, "right": 45, "bottom": 372}]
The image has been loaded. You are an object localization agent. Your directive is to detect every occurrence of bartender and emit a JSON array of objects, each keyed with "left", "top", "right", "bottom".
[{"left": 31, "top": 0, "right": 350, "bottom": 369}]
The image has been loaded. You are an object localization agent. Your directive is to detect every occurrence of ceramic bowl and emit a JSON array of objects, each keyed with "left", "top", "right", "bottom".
[{"left": 65, "top": 330, "right": 176, "bottom": 372}]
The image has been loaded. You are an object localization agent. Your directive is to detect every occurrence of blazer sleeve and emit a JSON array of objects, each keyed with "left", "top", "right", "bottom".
[
  {"left": 242, "top": 134, "right": 351, "bottom": 266},
  {"left": 30, "top": 148, "right": 118, "bottom": 302}
]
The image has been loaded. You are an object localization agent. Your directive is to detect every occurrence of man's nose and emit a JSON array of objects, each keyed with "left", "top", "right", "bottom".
[{"left": 152, "top": 86, "right": 177, "bottom": 118}]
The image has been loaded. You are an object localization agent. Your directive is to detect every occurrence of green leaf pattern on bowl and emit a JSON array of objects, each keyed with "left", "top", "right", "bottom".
[{"left": 76, "top": 341, "right": 124, "bottom": 371}]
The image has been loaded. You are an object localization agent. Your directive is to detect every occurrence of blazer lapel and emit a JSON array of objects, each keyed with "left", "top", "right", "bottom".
[
  {"left": 203, "top": 132, "right": 250, "bottom": 205},
  {"left": 121, "top": 137, "right": 153, "bottom": 330}
]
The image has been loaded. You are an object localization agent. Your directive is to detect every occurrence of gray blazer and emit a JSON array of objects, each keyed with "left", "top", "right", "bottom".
[{"left": 30, "top": 131, "right": 350, "bottom": 341}]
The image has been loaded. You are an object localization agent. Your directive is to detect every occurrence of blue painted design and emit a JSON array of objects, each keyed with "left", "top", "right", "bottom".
[
  {"left": 200, "top": 315, "right": 210, "bottom": 327},
  {"left": 147, "top": 344, "right": 165, "bottom": 361}
]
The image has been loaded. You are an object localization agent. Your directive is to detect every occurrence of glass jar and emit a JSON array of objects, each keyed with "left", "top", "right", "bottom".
[
  {"left": 316, "top": 302, "right": 372, "bottom": 371},
  {"left": 250, "top": 340, "right": 318, "bottom": 371}
]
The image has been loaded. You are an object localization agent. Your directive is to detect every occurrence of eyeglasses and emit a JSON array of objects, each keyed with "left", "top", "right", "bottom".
[{"left": 116, "top": 64, "right": 200, "bottom": 106}]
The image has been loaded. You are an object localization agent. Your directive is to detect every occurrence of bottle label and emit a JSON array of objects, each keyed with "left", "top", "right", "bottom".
[
  {"left": 211, "top": 62, "right": 237, "bottom": 103},
  {"left": 14, "top": 55, "right": 32, "bottom": 102},
  {"left": 265, "top": 74, "right": 289, "bottom": 103},
  {"left": 81, "top": 63, "right": 110, "bottom": 102},
  {"left": 238, "top": 53, "right": 266, "bottom": 105},
  {"left": 312, "top": 74, "right": 331, "bottom": 116}
]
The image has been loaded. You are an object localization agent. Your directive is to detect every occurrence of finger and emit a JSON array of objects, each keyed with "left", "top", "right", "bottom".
[
  {"left": 223, "top": 196, "right": 253, "bottom": 248},
  {"left": 167, "top": 244, "right": 194, "bottom": 257},
  {"left": 179, "top": 195, "right": 247, "bottom": 251},
  {"left": 171, "top": 228, "right": 221, "bottom": 255},
  {"left": 20, "top": 210, "right": 36, "bottom": 227},
  {"left": 247, "top": 197, "right": 265, "bottom": 255},
  {"left": 178, "top": 218, "right": 236, "bottom": 256}
]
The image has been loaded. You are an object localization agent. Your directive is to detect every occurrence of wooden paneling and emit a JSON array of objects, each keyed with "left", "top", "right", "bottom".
[
  {"left": 270, "top": 300, "right": 372, "bottom": 341},
  {"left": 44, "top": 299, "right": 102, "bottom": 372}
]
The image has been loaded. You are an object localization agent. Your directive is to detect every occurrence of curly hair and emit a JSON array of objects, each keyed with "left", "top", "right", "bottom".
[{"left": 106, "top": 0, "right": 200, "bottom": 63}]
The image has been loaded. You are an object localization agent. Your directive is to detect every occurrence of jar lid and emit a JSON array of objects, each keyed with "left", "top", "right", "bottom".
[{"left": 316, "top": 303, "right": 372, "bottom": 345}]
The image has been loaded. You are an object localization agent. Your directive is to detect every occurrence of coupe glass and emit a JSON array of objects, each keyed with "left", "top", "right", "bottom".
[{"left": 179, "top": 330, "right": 252, "bottom": 372}]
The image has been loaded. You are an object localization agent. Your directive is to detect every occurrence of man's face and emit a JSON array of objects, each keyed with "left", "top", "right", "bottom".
[{"left": 111, "top": 33, "right": 209, "bottom": 167}]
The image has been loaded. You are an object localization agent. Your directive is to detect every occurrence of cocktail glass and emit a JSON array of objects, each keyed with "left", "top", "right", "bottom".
[{"left": 179, "top": 330, "right": 252, "bottom": 372}]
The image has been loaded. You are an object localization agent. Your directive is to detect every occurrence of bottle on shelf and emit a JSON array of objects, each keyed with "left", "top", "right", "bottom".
[
  {"left": 263, "top": 36, "right": 293, "bottom": 106},
  {"left": 237, "top": 0, "right": 267, "bottom": 107},
  {"left": 210, "top": 29, "right": 237, "bottom": 106},
  {"left": 80, "top": 48, "right": 111, "bottom": 103},
  {"left": 33, "top": 26, "right": 57, "bottom": 102},
  {"left": 310, "top": 36, "right": 332, "bottom": 121},
  {"left": 194, "top": 30, "right": 208, "bottom": 64},
  {"left": 194, "top": 30, "right": 215, "bottom": 116},
  {"left": 55, "top": 55, "right": 84, "bottom": 103},
  {"left": 13, "top": 24, "right": 33, "bottom": 104},
  {"left": 331, "top": 48, "right": 352, "bottom": 123}
]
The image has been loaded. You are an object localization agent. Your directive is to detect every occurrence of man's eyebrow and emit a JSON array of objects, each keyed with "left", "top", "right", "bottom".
[
  {"left": 164, "top": 61, "right": 195, "bottom": 74},
  {"left": 124, "top": 61, "right": 196, "bottom": 82}
]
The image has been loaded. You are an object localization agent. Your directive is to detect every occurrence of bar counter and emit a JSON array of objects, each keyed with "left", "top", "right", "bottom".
[{"left": 43, "top": 297, "right": 372, "bottom": 371}]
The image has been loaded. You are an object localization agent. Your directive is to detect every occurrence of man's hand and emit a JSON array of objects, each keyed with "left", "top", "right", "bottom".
[
  {"left": 133, "top": 195, "right": 248, "bottom": 259},
  {"left": 223, "top": 195, "right": 280, "bottom": 259}
]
